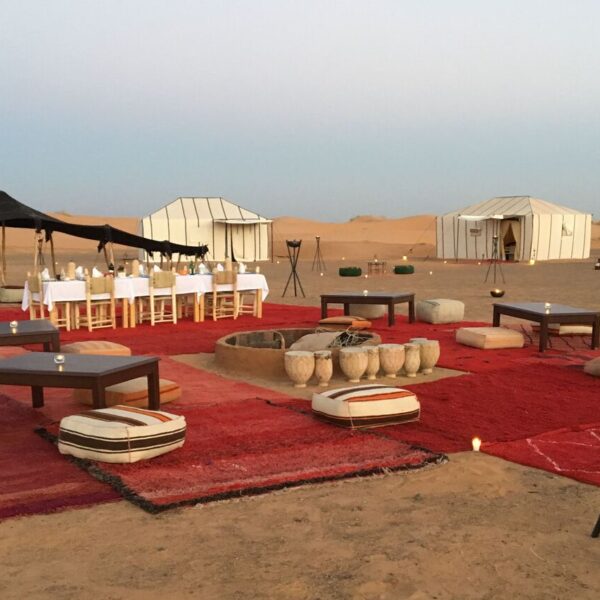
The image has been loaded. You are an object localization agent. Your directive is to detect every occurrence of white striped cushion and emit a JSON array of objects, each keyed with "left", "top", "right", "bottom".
[
  {"left": 312, "top": 384, "right": 420, "bottom": 429},
  {"left": 58, "top": 405, "right": 186, "bottom": 463}
]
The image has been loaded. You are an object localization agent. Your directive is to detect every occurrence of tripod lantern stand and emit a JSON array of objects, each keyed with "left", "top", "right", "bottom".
[{"left": 282, "top": 239, "right": 305, "bottom": 297}]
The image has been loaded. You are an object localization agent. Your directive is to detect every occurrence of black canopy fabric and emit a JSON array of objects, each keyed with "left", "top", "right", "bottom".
[{"left": 0, "top": 191, "right": 208, "bottom": 258}]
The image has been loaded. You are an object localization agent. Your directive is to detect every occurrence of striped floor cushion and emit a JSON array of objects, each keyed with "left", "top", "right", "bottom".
[
  {"left": 58, "top": 405, "right": 186, "bottom": 463},
  {"left": 312, "top": 384, "right": 420, "bottom": 429}
]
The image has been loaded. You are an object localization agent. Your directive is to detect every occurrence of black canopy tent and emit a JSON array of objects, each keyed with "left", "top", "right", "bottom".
[{"left": 0, "top": 191, "right": 209, "bottom": 284}]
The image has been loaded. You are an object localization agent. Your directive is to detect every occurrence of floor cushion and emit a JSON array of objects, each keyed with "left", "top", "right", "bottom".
[
  {"left": 583, "top": 357, "right": 600, "bottom": 377},
  {"left": 318, "top": 316, "right": 372, "bottom": 329},
  {"left": 312, "top": 384, "right": 420, "bottom": 429},
  {"left": 0, "top": 346, "right": 29, "bottom": 359},
  {"left": 58, "top": 405, "right": 186, "bottom": 463},
  {"left": 532, "top": 323, "right": 593, "bottom": 335},
  {"left": 456, "top": 327, "right": 524, "bottom": 349},
  {"left": 289, "top": 331, "right": 342, "bottom": 351},
  {"left": 62, "top": 340, "right": 132, "bottom": 356},
  {"left": 416, "top": 299, "right": 465, "bottom": 324},
  {"left": 348, "top": 304, "right": 386, "bottom": 320},
  {"left": 73, "top": 377, "right": 181, "bottom": 407}
]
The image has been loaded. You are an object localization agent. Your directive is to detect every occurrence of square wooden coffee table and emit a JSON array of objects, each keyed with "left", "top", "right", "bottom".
[
  {"left": 0, "top": 319, "right": 60, "bottom": 352},
  {"left": 320, "top": 292, "right": 415, "bottom": 326},
  {"left": 0, "top": 353, "right": 161, "bottom": 409}
]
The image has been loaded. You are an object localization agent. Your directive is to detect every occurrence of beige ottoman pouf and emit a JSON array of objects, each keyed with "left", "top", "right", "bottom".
[
  {"left": 417, "top": 299, "right": 465, "bottom": 324},
  {"left": 58, "top": 405, "right": 186, "bottom": 463},
  {"left": 73, "top": 377, "right": 181, "bottom": 407},
  {"left": 456, "top": 327, "right": 524, "bottom": 349},
  {"left": 312, "top": 384, "right": 420, "bottom": 429},
  {"left": 532, "top": 323, "right": 593, "bottom": 336},
  {"left": 62, "top": 340, "right": 132, "bottom": 356},
  {"left": 348, "top": 304, "right": 386, "bottom": 320}
]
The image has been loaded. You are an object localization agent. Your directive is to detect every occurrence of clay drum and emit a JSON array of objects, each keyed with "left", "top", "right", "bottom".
[
  {"left": 365, "top": 346, "right": 380, "bottom": 380},
  {"left": 403, "top": 343, "right": 421, "bottom": 378},
  {"left": 339, "top": 347, "right": 368, "bottom": 383},
  {"left": 284, "top": 351, "right": 315, "bottom": 388},
  {"left": 314, "top": 350, "right": 333, "bottom": 387},
  {"left": 378, "top": 344, "right": 405, "bottom": 378},
  {"left": 416, "top": 340, "right": 440, "bottom": 374}
]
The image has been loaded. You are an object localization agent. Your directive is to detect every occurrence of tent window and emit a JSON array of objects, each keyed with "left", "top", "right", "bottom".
[{"left": 469, "top": 228, "right": 482, "bottom": 236}]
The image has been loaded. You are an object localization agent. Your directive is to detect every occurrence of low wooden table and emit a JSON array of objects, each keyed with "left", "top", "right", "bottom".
[
  {"left": 367, "top": 261, "right": 386, "bottom": 275},
  {"left": 0, "top": 320, "right": 60, "bottom": 352},
  {"left": 0, "top": 353, "right": 161, "bottom": 409},
  {"left": 492, "top": 302, "right": 600, "bottom": 352},
  {"left": 321, "top": 292, "right": 415, "bottom": 326}
]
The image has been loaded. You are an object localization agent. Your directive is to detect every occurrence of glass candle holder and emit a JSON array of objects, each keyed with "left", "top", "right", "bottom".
[
  {"left": 363, "top": 290, "right": 369, "bottom": 296},
  {"left": 9, "top": 320, "right": 18, "bottom": 333},
  {"left": 472, "top": 437, "right": 482, "bottom": 452},
  {"left": 54, "top": 354, "right": 65, "bottom": 365}
]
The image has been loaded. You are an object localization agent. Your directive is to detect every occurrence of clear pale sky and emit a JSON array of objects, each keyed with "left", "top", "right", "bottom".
[{"left": 1, "top": 1, "right": 599, "bottom": 221}]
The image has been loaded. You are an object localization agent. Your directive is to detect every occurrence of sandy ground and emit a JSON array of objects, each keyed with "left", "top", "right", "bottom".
[{"left": 1, "top": 215, "right": 600, "bottom": 599}]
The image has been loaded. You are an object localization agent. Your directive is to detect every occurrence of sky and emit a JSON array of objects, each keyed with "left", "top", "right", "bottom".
[{"left": 1, "top": 0, "right": 599, "bottom": 221}]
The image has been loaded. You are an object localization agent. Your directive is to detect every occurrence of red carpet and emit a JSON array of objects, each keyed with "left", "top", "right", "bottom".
[
  {"left": 2, "top": 304, "right": 600, "bottom": 519},
  {"left": 0, "top": 394, "right": 119, "bottom": 520},
  {"left": 484, "top": 423, "right": 600, "bottom": 487},
  {"left": 38, "top": 397, "right": 444, "bottom": 512}
]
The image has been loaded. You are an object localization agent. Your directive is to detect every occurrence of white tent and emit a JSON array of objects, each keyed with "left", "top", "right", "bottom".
[
  {"left": 436, "top": 196, "right": 591, "bottom": 261},
  {"left": 140, "top": 197, "right": 272, "bottom": 262}
]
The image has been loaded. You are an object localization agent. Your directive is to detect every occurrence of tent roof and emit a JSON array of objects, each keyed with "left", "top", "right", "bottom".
[
  {"left": 146, "top": 197, "right": 271, "bottom": 223},
  {"left": 0, "top": 191, "right": 208, "bottom": 257},
  {"left": 442, "top": 196, "right": 589, "bottom": 218}
]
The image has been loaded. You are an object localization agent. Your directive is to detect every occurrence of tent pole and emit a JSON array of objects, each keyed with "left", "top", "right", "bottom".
[
  {"left": 270, "top": 222, "right": 274, "bottom": 263},
  {"left": 103, "top": 245, "right": 110, "bottom": 268},
  {"left": 1, "top": 222, "right": 6, "bottom": 287},
  {"left": 33, "top": 232, "right": 38, "bottom": 272},
  {"left": 49, "top": 234, "right": 57, "bottom": 278}
]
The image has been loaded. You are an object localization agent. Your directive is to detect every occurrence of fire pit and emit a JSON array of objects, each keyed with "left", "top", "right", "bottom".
[{"left": 215, "top": 328, "right": 381, "bottom": 379}]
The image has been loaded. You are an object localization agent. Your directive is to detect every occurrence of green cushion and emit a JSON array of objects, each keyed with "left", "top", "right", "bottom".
[
  {"left": 394, "top": 265, "right": 415, "bottom": 274},
  {"left": 339, "top": 267, "right": 362, "bottom": 277}
]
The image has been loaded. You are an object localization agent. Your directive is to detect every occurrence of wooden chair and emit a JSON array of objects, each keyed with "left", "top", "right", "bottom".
[
  {"left": 237, "top": 288, "right": 262, "bottom": 318},
  {"left": 75, "top": 275, "right": 116, "bottom": 332},
  {"left": 138, "top": 270, "right": 178, "bottom": 326},
  {"left": 28, "top": 271, "right": 72, "bottom": 330},
  {"left": 208, "top": 270, "right": 238, "bottom": 320},
  {"left": 26, "top": 272, "right": 45, "bottom": 320}
]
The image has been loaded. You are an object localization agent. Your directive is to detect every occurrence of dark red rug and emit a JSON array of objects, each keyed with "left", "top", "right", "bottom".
[
  {"left": 0, "top": 394, "right": 119, "bottom": 520},
  {"left": 483, "top": 423, "right": 600, "bottom": 487},
  {"left": 37, "top": 397, "right": 445, "bottom": 512}
]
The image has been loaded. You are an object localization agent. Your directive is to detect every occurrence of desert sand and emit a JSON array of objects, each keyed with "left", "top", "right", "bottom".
[{"left": 1, "top": 212, "right": 600, "bottom": 599}]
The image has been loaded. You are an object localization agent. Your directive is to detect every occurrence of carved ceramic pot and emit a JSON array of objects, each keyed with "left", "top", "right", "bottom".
[
  {"left": 403, "top": 343, "right": 421, "bottom": 378},
  {"left": 365, "top": 346, "right": 380, "bottom": 380},
  {"left": 378, "top": 344, "right": 405, "bottom": 378},
  {"left": 416, "top": 340, "right": 440, "bottom": 374},
  {"left": 284, "top": 351, "right": 315, "bottom": 388},
  {"left": 339, "top": 347, "right": 368, "bottom": 383},
  {"left": 314, "top": 350, "right": 333, "bottom": 387}
]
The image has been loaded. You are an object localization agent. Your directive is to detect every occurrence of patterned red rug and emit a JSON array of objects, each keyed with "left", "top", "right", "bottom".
[{"left": 37, "top": 397, "right": 444, "bottom": 513}]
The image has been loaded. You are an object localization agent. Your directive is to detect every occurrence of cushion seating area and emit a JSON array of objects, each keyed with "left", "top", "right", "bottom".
[
  {"left": 318, "top": 316, "right": 372, "bottom": 330},
  {"left": 73, "top": 377, "right": 181, "bottom": 407},
  {"left": 348, "top": 304, "right": 386, "bottom": 320},
  {"left": 61, "top": 340, "right": 132, "bottom": 356},
  {"left": 416, "top": 298, "right": 465, "bottom": 324},
  {"left": 58, "top": 405, "right": 186, "bottom": 463},
  {"left": 456, "top": 327, "right": 524, "bottom": 349},
  {"left": 583, "top": 357, "right": 600, "bottom": 377},
  {"left": 312, "top": 384, "right": 420, "bottom": 429}
]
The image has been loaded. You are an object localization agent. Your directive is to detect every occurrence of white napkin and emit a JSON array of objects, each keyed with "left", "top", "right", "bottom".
[
  {"left": 238, "top": 262, "right": 247, "bottom": 274},
  {"left": 197, "top": 263, "right": 209, "bottom": 274},
  {"left": 216, "top": 263, "right": 224, "bottom": 272},
  {"left": 153, "top": 264, "right": 161, "bottom": 272},
  {"left": 75, "top": 266, "right": 84, "bottom": 280},
  {"left": 92, "top": 267, "right": 103, "bottom": 278},
  {"left": 41, "top": 268, "right": 50, "bottom": 280}
]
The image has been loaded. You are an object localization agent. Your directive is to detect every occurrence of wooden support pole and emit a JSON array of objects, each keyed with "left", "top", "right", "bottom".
[
  {"left": 49, "top": 235, "right": 57, "bottom": 278},
  {"left": 1, "top": 222, "right": 6, "bottom": 287},
  {"left": 103, "top": 245, "right": 110, "bottom": 268}
]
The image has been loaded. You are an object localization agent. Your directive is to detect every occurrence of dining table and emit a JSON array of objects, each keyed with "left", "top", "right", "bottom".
[{"left": 22, "top": 273, "right": 270, "bottom": 327}]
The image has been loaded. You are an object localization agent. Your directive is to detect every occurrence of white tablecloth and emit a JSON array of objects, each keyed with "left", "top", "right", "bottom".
[{"left": 22, "top": 274, "right": 270, "bottom": 311}]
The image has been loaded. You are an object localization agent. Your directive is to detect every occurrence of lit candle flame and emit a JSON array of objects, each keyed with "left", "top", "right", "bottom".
[{"left": 472, "top": 437, "right": 482, "bottom": 452}]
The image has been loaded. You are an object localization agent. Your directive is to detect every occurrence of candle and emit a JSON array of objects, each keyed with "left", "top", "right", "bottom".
[
  {"left": 54, "top": 354, "right": 65, "bottom": 365},
  {"left": 402, "top": 255, "right": 407, "bottom": 261},
  {"left": 9, "top": 320, "right": 18, "bottom": 329},
  {"left": 529, "top": 259, "right": 536, "bottom": 265},
  {"left": 320, "top": 272, "right": 324, "bottom": 276},
  {"left": 472, "top": 437, "right": 482, "bottom": 452},
  {"left": 363, "top": 290, "right": 369, "bottom": 296},
  {"left": 544, "top": 302, "right": 551, "bottom": 309},
  {"left": 429, "top": 271, "right": 433, "bottom": 275},
  {"left": 364, "top": 274, "right": 369, "bottom": 279}
]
